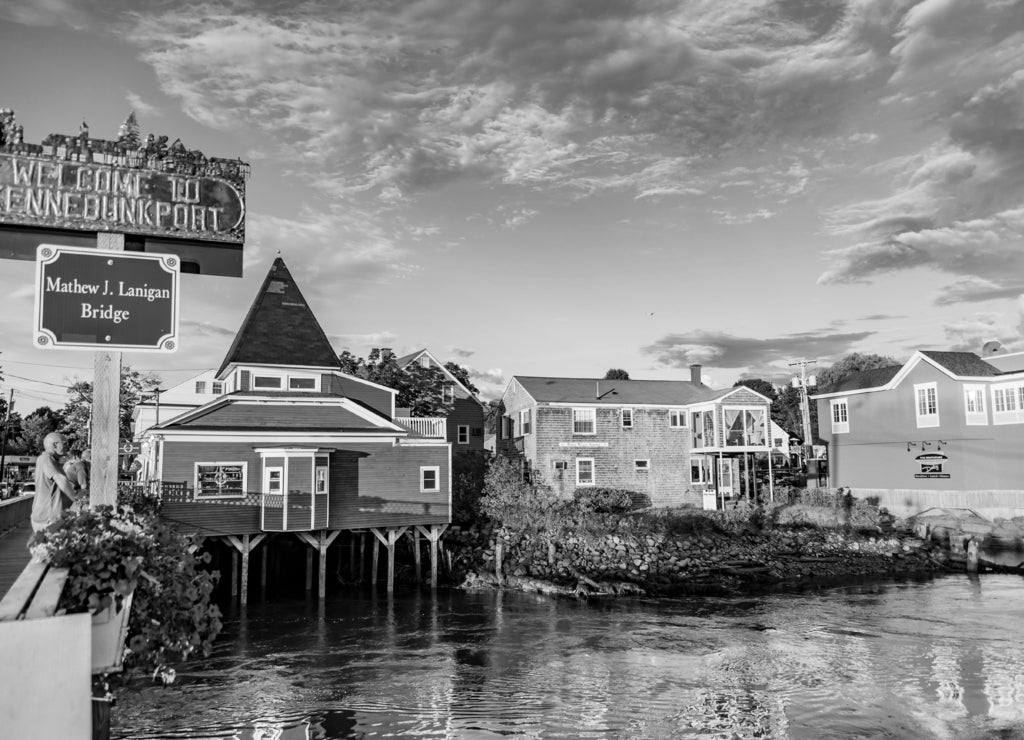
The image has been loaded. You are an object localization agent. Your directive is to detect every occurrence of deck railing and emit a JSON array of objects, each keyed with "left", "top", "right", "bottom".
[{"left": 395, "top": 416, "right": 446, "bottom": 438}]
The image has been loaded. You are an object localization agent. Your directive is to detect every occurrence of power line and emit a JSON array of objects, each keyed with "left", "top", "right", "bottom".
[{"left": 3, "top": 373, "right": 72, "bottom": 389}]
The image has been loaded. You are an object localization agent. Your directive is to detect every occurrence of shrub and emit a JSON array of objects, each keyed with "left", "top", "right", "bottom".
[
  {"left": 573, "top": 487, "right": 636, "bottom": 514},
  {"left": 28, "top": 504, "right": 222, "bottom": 683}
]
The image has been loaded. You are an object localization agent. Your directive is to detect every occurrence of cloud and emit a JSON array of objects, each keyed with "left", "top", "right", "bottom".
[
  {"left": 178, "top": 320, "right": 234, "bottom": 338},
  {"left": 941, "top": 312, "right": 1024, "bottom": 354},
  {"left": 93, "top": 0, "right": 919, "bottom": 208},
  {"left": 330, "top": 332, "right": 399, "bottom": 354},
  {"left": 641, "top": 328, "right": 876, "bottom": 379},
  {"left": 820, "top": 4, "right": 1024, "bottom": 295},
  {"left": 124, "top": 90, "right": 162, "bottom": 118},
  {"left": 446, "top": 346, "right": 475, "bottom": 360}
]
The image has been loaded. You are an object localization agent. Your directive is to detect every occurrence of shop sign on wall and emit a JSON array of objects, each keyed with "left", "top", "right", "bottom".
[{"left": 914, "top": 453, "right": 950, "bottom": 479}]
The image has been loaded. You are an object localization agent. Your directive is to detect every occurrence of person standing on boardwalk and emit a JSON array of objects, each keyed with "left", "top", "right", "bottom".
[
  {"left": 63, "top": 448, "right": 90, "bottom": 498},
  {"left": 30, "top": 432, "right": 83, "bottom": 532}
]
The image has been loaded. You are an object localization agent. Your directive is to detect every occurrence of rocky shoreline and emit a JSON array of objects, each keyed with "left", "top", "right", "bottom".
[{"left": 446, "top": 522, "right": 948, "bottom": 598}]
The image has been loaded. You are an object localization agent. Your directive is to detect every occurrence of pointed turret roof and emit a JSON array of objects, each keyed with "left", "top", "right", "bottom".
[{"left": 216, "top": 257, "right": 341, "bottom": 376}]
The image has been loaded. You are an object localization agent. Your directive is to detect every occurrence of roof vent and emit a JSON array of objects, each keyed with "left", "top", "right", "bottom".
[{"left": 981, "top": 340, "right": 1003, "bottom": 356}]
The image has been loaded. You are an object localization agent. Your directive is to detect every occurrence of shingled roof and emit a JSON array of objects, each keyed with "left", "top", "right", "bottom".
[
  {"left": 514, "top": 376, "right": 715, "bottom": 405},
  {"left": 816, "top": 365, "right": 902, "bottom": 395},
  {"left": 920, "top": 351, "right": 1000, "bottom": 377},
  {"left": 217, "top": 257, "right": 342, "bottom": 376}
]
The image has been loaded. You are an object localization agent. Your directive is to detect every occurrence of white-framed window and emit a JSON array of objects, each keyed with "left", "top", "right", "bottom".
[
  {"left": 457, "top": 425, "right": 469, "bottom": 444},
  {"left": 964, "top": 384, "right": 988, "bottom": 426},
  {"left": 211, "top": 381, "right": 223, "bottom": 395},
  {"left": 621, "top": 408, "right": 633, "bottom": 428},
  {"left": 420, "top": 466, "right": 440, "bottom": 492},
  {"left": 442, "top": 384, "right": 454, "bottom": 404},
  {"left": 830, "top": 399, "right": 849, "bottom": 434},
  {"left": 420, "top": 355, "right": 431, "bottom": 368},
  {"left": 915, "top": 382, "right": 939, "bottom": 428},
  {"left": 519, "top": 408, "right": 532, "bottom": 435},
  {"left": 195, "top": 462, "right": 247, "bottom": 499},
  {"left": 576, "top": 457, "right": 595, "bottom": 486},
  {"left": 195, "top": 381, "right": 206, "bottom": 394},
  {"left": 263, "top": 466, "right": 283, "bottom": 494},
  {"left": 572, "top": 408, "right": 596, "bottom": 435},
  {"left": 253, "top": 375, "right": 282, "bottom": 390},
  {"left": 669, "top": 409, "right": 687, "bottom": 428},
  {"left": 288, "top": 376, "right": 317, "bottom": 390},
  {"left": 690, "top": 458, "right": 708, "bottom": 483},
  {"left": 992, "top": 382, "right": 1024, "bottom": 425},
  {"left": 634, "top": 459, "right": 649, "bottom": 471},
  {"left": 553, "top": 460, "right": 568, "bottom": 470},
  {"left": 315, "top": 457, "right": 329, "bottom": 494}
]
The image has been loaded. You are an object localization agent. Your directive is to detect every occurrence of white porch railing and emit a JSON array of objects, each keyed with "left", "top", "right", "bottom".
[{"left": 395, "top": 417, "right": 446, "bottom": 438}]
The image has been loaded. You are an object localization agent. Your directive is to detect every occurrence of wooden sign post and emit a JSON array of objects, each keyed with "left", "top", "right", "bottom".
[{"left": 92, "top": 233, "right": 123, "bottom": 506}]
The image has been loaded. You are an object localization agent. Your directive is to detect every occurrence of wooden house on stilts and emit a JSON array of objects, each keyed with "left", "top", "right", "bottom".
[{"left": 136, "top": 258, "right": 451, "bottom": 602}]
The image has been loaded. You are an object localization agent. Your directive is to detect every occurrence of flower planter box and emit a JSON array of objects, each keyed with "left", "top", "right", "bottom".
[{"left": 91, "top": 592, "right": 133, "bottom": 675}]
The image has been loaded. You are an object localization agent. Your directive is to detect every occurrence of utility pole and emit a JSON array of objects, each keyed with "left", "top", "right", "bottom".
[
  {"left": 0, "top": 389, "right": 13, "bottom": 485},
  {"left": 788, "top": 359, "right": 817, "bottom": 481}
]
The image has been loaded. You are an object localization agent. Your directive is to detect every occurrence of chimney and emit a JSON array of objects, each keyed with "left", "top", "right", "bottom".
[{"left": 689, "top": 364, "right": 702, "bottom": 385}]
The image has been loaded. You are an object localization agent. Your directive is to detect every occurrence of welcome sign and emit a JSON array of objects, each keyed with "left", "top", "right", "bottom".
[
  {"left": 33, "top": 245, "right": 179, "bottom": 352},
  {"left": 0, "top": 154, "right": 244, "bottom": 243}
]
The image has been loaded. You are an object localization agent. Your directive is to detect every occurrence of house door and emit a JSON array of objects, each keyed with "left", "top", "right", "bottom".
[{"left": 717, "top": 458, "right": 734, "bottom": 500}]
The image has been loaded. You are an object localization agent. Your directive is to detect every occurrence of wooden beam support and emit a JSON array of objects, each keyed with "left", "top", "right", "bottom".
[
  {"left": 305, "top": 548, "right": 313, "bottom": 592},
  {"left": 416, "top": 524, "right": 448, "bottom": 589},
  {"left": 411, "top": 528, "right": 422, "bottom": 583},
  {"left": 230, "top": 549, "right": 238, "bottom": 599},
  {"left": 240, "top": 533, "right": 250, "bottom": 606},
  {"left": 371, "top": 527, "right": 407, "bottom": 593}
]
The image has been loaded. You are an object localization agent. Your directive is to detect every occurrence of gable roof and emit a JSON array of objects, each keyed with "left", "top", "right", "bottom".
[
  {"left": 217, "top": 257, "right": 342, "bottom": 377},
  {"left": 919, "top": 351, "right": 1000, "bottom": 377},
  {"left": 158, "top": 392, "right": 405, "bottom": 434},
  {"left": 816, "top": 365, "right": 902, "bottom": 395},
  {"left": 511, "top": 376, "right": 716, "bottom": 406},
  {"left": 813, "top": 350, "right": 1004, "bottom": 398},
  {"left": 396, "top": 348, "right": 483, "bottom": 406}
]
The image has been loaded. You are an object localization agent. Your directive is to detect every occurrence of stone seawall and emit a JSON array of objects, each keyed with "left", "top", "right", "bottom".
[{"left": 447, "top": 524, "right": 942, "bottom": 596}]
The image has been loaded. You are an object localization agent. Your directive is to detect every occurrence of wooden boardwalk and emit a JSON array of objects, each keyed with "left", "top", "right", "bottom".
[{"left": 0, "top": 520, "right": 33, "bottom": 600}]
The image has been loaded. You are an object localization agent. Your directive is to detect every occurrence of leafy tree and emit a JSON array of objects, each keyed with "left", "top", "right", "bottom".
[
  {"left": 733, "top": 378, "right": 777, "bottom": 401},
  {"left": 15, "top": 406, "right": 64, "bottom": 455},
  {"left": 337, "top": 348, "right": 477, "bottom": 416},
  {"left": 452, "top": 450, "right": 491, "bottom": 525},
  {"left": 60, "top": 366, "right": 162, "bottom": 450},
  {"left": 817, "top": 353, "right": 899, "bottom": 390},
  {"left": 773, "top": 385, "right": 805, "bottom": 439},
  {"left": 603, "top": 368, "right": 630, "bottom": 380},
  {"left": 444, "top": 361, "right": 479, "bottom": 394},
  {"left": 479, "top": 456, "right": 573, "bottom": 563}
]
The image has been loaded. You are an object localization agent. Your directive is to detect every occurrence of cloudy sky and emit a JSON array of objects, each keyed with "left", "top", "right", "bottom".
[{"left": 1, "top": 0, "right": 1024, "bottom": 409}]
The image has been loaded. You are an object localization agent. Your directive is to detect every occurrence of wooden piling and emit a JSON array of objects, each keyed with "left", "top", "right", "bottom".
[{"left": 967, "top": 538, "right": 979, "bottom": 573}]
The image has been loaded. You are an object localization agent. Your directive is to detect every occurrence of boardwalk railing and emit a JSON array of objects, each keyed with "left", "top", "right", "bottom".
[{"left": 0, "top": 494, "right": 33, "bottom": 533}]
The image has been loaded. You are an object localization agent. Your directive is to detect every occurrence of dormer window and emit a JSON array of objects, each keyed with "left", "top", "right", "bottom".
[
  {"left": 289, "top": 377, "right": 316, "bottom": 390},
  {"left": 253, "top": 376, "right": 282, "bottom": 390},
  {"left": 195, "top": 381, "right": 206, "bottom": 394}
]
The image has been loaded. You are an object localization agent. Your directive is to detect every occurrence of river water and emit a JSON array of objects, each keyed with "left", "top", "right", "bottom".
[{"left": 112, "top": 573, "right": 1024, "bottom": 739}]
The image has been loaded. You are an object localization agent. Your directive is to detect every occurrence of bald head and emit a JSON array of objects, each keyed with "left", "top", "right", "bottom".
[{"left": 43, "top": 432, "right": 67, "bottom": 455}]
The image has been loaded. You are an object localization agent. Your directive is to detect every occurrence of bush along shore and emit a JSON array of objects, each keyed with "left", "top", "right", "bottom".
[{"left": 452, "top": 463, "right": 945, "bottom": 598}]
